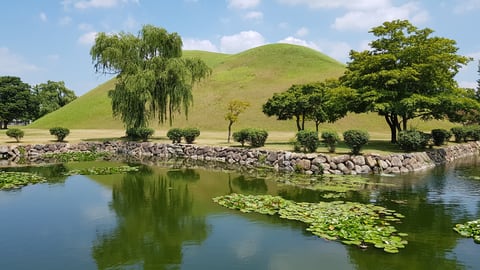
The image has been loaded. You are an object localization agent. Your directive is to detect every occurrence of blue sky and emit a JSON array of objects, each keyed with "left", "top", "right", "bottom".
[{"left": 1, "top": 0, "right": 479, "bottom": 96}]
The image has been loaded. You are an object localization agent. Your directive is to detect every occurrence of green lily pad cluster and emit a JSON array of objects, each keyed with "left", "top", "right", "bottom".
[
  {"left": 213, "top": 194, "right": 408, "bottom": 253},
  {"left": 43, "top": 151, "right": 110, "bottom": 162},
  {"left": 64, "top": 166, "right": 139, "bottom": 176},
  {"left": 0, "top": 171, "right": 46, "bottom": 190},
  {"left": 453, "top": 219, "right": 480, "bottom": 244}
]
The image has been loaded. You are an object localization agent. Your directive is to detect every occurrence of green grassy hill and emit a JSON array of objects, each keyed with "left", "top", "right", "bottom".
[{"left": 29, "top": 43, "right": 454, "bottom": 135}]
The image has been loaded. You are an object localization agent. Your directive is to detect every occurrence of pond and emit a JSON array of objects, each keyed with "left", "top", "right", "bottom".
[{"left": 0, "top": 157, "right": 479, "bottom": 270}]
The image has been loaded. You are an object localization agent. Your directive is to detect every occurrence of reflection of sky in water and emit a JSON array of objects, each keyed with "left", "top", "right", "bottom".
[{"left": 181, "top": 215, "right": 353, "bottom": 270}]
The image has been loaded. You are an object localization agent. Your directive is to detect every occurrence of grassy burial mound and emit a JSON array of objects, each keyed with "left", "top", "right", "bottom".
[{"left": 29, "top": 44, "right": 345, "bottom": 131}]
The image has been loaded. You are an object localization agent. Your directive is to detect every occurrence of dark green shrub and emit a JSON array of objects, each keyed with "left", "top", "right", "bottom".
[
  {"left": 183, "top": 127, "right": 200, "bottom": 144},
  {"left": 126, "top": 127, "right": 154, "bottom": 141},
  {"left": 431, "top": 129, "right": 451, "bottom": 146},
  {"left": 6, "top": 128, "right": 24, "bottom": 142},
  {"left": 296, "top": 130, "right": 319, "bottom": 153},
  {"left": 451, "top": 127, "right": 467, "bottom": 143},
  {"left": 49, "top": 127, "right": 70, "bottom": 142},
  {"left": 321, "top": 130, "right": 339, "bottom": 153},
  {"left": 466, "top": 125, "right": 480, "bottom": 141},
  {"left": 343, "top": 130, "right": 369, "bottom": 155},
  {"left": 167, "top": 128, "right": 183, "bottom": 143},
  {"left": 397, "top": 130, "right": 430, "bottom": 151},
  {"left": 233, "top": 129, "right": 249, "bottom": 146},
  {"left": 233, "top": 128, "right": 268, "bottom": 147}
]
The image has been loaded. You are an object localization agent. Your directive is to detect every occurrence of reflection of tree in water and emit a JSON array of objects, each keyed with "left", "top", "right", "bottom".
[
  {"left": 166, "top": 169, "right": 200, "bottom": 182},
  {"left": 92, "top": 174, "right": 208, "bottom": 270},
  {"left": 229, "top": 175, "right": 268, "bottom": 194},
  {"left": 5, "top": 163, "right": 69, "bottom": 182}
]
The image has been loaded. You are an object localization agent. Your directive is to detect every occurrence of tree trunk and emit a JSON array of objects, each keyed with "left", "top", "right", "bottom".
[
  {"left": 227, "top": 121, "right": 233, "bottom": 143},
  {"left": 315, "top": 121, "right": 320, "bottom": 132},
  {"left": 2, "top": 120, "right": 7, "bottom": 129},
  {"left": 295, "top": 116, "right": 302, "bottom": 131},
  {"left": 385, "top": 113, "right": 398, "bottom": 143}
]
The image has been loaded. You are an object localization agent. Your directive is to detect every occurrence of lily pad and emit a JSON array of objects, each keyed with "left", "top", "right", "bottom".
[
  {"left": 0, "top": 171, "right": 46, "bottom": 190},
  {"left": 454, "top": 219, "right": 480, "bottom": 244}
]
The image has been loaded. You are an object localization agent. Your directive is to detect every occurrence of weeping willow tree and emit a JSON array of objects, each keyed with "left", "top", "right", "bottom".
[{"left": 90, "top": 25, "right": 211, "bottom": 129}]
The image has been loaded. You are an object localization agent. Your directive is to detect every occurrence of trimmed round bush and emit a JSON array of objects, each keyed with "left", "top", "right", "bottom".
[
  {"left": 233, "top": 128, "right": 268, "bottom": 148},
  {"left": 321, "top": 130, "right": 339, "bottom": 153},
  {"left": 49, "top": 127, "right": 70, "bottom": 142},
  {"left": 6, "top": 128, "right": 24, "bottom": 142},
  {"left": 431, "top": 129, "right": 451, "bottom": 146},
  {"left": 296, "top": 130, "right": 319, "bottom": 153},
  {"left": 451, "top": 126, "right": 467, "bottom": 143},
  {"left": 233, "top": 129, "right": 249, "bottom": 146},
  {"left": 183, "top": 127, "right": 200, "bottom": 144},
  {"left": 126, "top": 127, "right": 154, "bottom": 142},
  {"left": 466, "top": 125, "right": 480, "bottom": 141},
  {"left": 167, "top": 128, "right": 183, "bottom": 143},
  {"left": 343, "top": 130, "right": 369, "bottom": 155},
  {"left": 397, "top": 130, "right": 430, "bottom": 151}
]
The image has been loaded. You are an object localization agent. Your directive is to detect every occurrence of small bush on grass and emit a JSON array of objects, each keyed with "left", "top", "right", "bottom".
[
  {"left": 296, "top": 130, "right": 319, "bottom": 153},
  {"left": 183, "top": 128, "right": 200, "bottom": 144},
  {"left": 6, "top": 128, "right": 24, "bottom": 142},
  {"left": 233, "top": 128, "right": 268, "bottom": 148},
  {"left": 451, "top": 126, "right": 467, "bottom": 142},
  {"left": 397, "top": 130, "right": 430, "bottom": 151},
  {"left": 126, "top": 127, "right": 154, "bottom": 142},
  {"left": 233, "top": 129, "right": 249, "bottom": 146},
  {"left": 466, "top": 125, "right": 480, "bottom": 141},
  {"left": 167, "top": 128, "right": 183, "bottom": 143},
  {"left": 343, "top": 130, "right": 369, "bottom": 155},
  {"left": 431, "top": 129, "right": 451, "bottom": 146},
  {"left": 321, "top": 130, "right": 339, "bottom": 153},
  {"left": 49, "top": 127, "right": 70, "bottom": 142}
]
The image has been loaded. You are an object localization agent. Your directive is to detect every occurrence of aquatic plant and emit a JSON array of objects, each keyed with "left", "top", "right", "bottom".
[
  {"left": 63, "top": 166, "right": 139, "bottom": 176},
  {"left": 453, "top": 219, "right": 480, "bottom": 244},
  {"left": 213, "top": 193, "right": 407, "bottom": 253},
  {"left": 0, "top": 171, "right": 46, "bottom": 190},
  {"left": 43, "top": 151, "right": 111, "bottom": 162}
]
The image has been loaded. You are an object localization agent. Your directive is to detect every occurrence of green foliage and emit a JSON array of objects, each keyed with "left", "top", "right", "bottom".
[
  {"left": 341, "top": 20, "right": 472, "bottom": 143},
  {"left": 233, "top": 128, "right": 268, "bottom": 147},
  {"left": 431, "top": 129, "right": 452, "bottom": 146},
  {"left": 167, "top": 128, "right": 184, "bottom": 143},
  {"left": 321, "top": 130, "right": 340, "bottom": 153},
  {"left": 183, "top": 127, "right": 200, "bottom": 144},
  {"left": 43, "top": 151, "right": 110, "bottom": 162},
  {"left": 49, "top": 127, "right": 70, "bottom": 142},
  {"left": 263, "top": 80, "right": 355, "bottom": 131},
  {"left": 225, "top": 100, "right": 249, "bottom": 143},
  {"left": 126, "top": 127, "right": 154, "bottom": 141},
  {"left": 6, "top": 128, "right": 24, "bottom": 142},
  {"left": 465, "top": 125, "right": 480, "bottom": 141},
  {"left": 454, "top": 219, "right": 480, "bottom": 244},
  {"left": 0, "top": 76, "right": 38, "bottom": 129},
  {"left": 451, "top": 126, "right": 467, "bottom": 142},
  {"left": 296, "top": 130, "right": 319, "bottom": 153},
  {"left": 213, "top": 194, "right": 408, "bottom": 253},
  {"left": 397, "top": 130, "right": 430, "bottom": 151},
  {"left": 343, "top": 130, "right": 369, "bottom": 155},
  {"left": 90, "top": 25, "right": 211, "bottom": 129},
  {"left": 64, "top": 166, "right": 139, "bottom": 176},
  {"left": 0, "top": 171, "right": 46, "bottom": 190},
  {"left": 33, "top": 80, "right": 77, "bottom": 119}
]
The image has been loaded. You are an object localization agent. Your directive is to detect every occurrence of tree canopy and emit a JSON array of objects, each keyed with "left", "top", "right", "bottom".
[
  {"left": 340, "top": 20, "right": 472, "bottom": 143},
  {"left": 90, "top": 25, "right": 211, "bottom": 129},
  {"left": 33, "top": 80, "right": 77, "bottom": 118},
  {"left": 0, "top": 76, "right": 37, "bottom": 129},
  {"left": 225, "top": 100, "right": 249, "bottom": 143},
  {"left": 262, "top": 79, "right": 356, "bottom": 131}
]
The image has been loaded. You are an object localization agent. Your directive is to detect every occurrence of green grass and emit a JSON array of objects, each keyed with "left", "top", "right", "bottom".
[{"left": 28, "top": 43, "right": 456, "bottom": 137}]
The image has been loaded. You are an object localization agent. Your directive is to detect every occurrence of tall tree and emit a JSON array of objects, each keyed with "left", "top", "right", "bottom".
[
  {"left": 225, "top": 100, "right": 249, "bottom": 143},
  {"left": 90, "top": 25, "right": 211, "bottom": 129},
  {"left": 0, "top": 76, "right": 37, "bottom": 129},
  {"left": 341, "top": 20, "right": 471, "bottom": 143},
  {"left": 33, "top": 80, "right": 77, "bottom": 118}
]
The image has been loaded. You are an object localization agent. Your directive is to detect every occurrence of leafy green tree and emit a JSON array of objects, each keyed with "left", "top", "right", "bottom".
[
  {"left": 0, "top": 76, "right": 37, "bottom": 129},
  {"left": 262, "top": 80, "right": 355, "bottom": 131},
  {"left": 225, "top": 100, "right": 249, "bottom": 143},
  {"left": 90, "top": 25, "right": 211, "bottom": 130},
  {"left": 33, "top": 80, "right": 76, "bottom": 118},
  {"left": 341, "top": 20, "right": 472, "bottom": 143}
]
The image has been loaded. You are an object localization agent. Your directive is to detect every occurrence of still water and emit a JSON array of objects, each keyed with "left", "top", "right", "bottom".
[{"left": 0, "top": 157, "right": 479, "bottom": 270}]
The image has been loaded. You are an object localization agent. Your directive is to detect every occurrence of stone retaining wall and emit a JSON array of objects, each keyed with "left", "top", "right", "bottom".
[{"left": 1, "top": 141, "right": 479, "bottom": 175}]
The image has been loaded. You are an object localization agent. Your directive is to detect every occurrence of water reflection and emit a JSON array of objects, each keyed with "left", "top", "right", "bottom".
[{"left": 92, "top": 173, "right": 208, "bottom": 269}]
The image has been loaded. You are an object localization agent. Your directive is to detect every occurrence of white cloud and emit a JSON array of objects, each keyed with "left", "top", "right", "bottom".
[
  {"left": 0, "top": 47, "right": 39, "bottom": 75},
  {"left": 123, "top": 15, "right": 138, "bottom": 30},
  {"left": 332, "top": 2, "right": 429, "bottom": 31},
  {"left": 295, "top": 27, "right": 309, "bottom": 37},
  {"left": 78, "top": 23, "right": 94, "bottom": 31},
  {"left": 59, "top": 16, "right": 72, "bottom": 26},
  {"left": 454, "top": 0, "right": 480, "bottom": 13},
  {"left": 316, "top": 40, "right": 352, "bottom": 62},
  {"left": 277, "top": 37, "right": 319, "bottom": 51},
  {"left": 220, "top": 31, "right": 265, "bottom": 53},
  {"left": 39, "top": 12, "right": 47, "bottom": 22},
  {"left": 78, "top": 31, "right": 98, "bottom": 45},
  {"left": 244, "top": 11, "right": 263, "bottom": 20},
  {"left": 183, "top": 38, "right": 219, "bottom": 52},
  {"left": 228, "top": 0, "right": 260, "bottom": 9},
  {"left": 70, "top": 0, "right": 138, "bottom": 9},
  {"left": 277, "top": 0, "right": 390, "bottom": 10}
]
